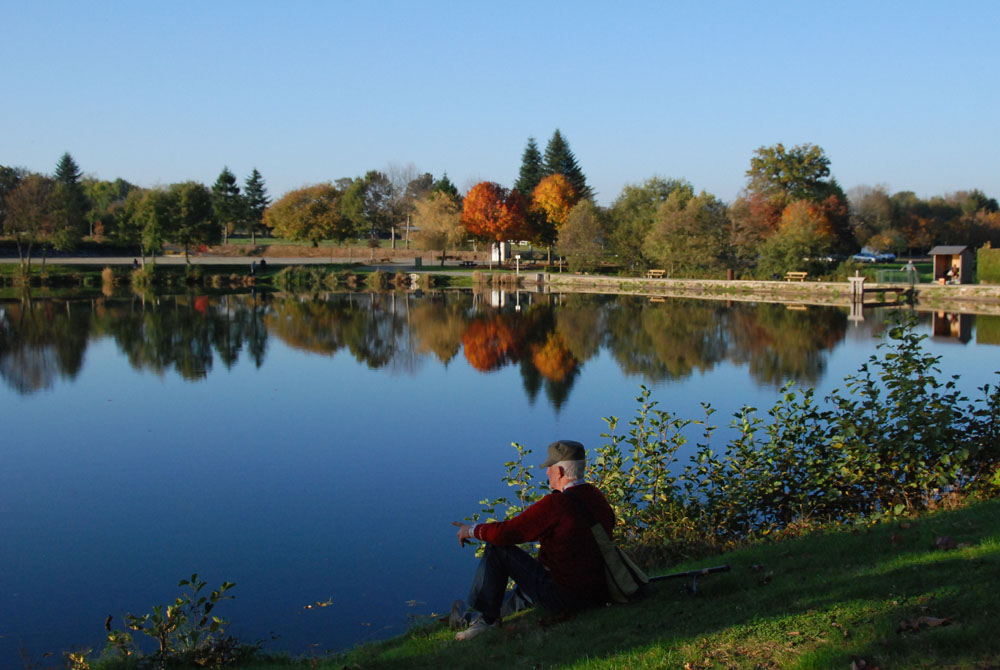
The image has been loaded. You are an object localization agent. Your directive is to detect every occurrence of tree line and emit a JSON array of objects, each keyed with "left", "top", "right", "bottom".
[{"left": 3, "top": 132, "right": 999, "bottom": 276}]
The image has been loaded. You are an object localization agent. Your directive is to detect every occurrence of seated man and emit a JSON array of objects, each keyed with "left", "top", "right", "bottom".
[{"left": 451, "top": 440, "right": 616, "bottom": 641}]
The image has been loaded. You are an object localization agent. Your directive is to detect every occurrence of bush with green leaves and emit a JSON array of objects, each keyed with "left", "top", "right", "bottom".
[
  {"left": 977, "top": 245, "right": 1000, "bottom": 283},
  {"left": 479, "top": 314, "right": 1000, "bottom": 564},
  {"left": 100, "top": 574, "right": 257, "bottom": 668}
]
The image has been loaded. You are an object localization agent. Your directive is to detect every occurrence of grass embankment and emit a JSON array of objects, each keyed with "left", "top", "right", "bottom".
[{"left": 234, "top": 499, "right": 999, "bottom": 670}]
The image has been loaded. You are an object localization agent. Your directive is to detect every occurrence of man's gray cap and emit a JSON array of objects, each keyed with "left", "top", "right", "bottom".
[{"left": 540, "top": 440, "right": 586, "bottom": 468}]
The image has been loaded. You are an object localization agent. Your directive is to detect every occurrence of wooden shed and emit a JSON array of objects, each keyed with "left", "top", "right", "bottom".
[{"left": 928, "top": 245, "right": 973, "bottom": 284}]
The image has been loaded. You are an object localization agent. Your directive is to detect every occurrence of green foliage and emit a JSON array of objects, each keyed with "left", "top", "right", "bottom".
[
  {"left": 642, "top": 191, "right": 731, "bottom": 277},
  {"left": 558, "top": 200, "right": 605, "bottom": 272},
  {"left": 212, "top": 167, "right": 243, "bottom": 241},
  {"left": 168, "top": 181, "right": 220, "bottom": 261},
  {"left": 243, "top": 168, "right": 271, "bottom": 243},
  {"left": 52, "top": 152, "right": 88, "bottom": 249},
  {"left": 746, "top": 142, "right": 833, "bottom": 204},
  {"left": 542, "top": 129, "right": 593, "bottom": 201},
  {"left": 592, "top": 387, "right": 697, "bottom": 550},
  {"left": 264, "top": 183, "right": 349, "bottom": 245},
  {"left": 485, "top": 314, "right": 1000, "bottom": 561},
  {"left": 341, "top": 171, "right": 394, "bottom": 238},
  {"left": 978, "top": 245, "right": 1000, "bottom": 284},
  {"left": 103, "top": 574, "right": 255, "bottom": 667},
  {"left": 607, "top": 177, "right": 693, "bottom": 270},
  {"left": 469, "top": 442, "right": 543, "bottom": 529},
  {"left": 514, "top": 137, "right": 544, "bottom": 197}
]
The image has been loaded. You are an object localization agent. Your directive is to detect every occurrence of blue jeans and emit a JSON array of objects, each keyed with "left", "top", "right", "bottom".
[{"left": 467, "top": 545, "right": 579, "bottom": 623}]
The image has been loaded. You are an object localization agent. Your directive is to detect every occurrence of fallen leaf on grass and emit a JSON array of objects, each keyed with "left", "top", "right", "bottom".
[{"left": 897, "top": 616, "right": 953, "bottom": 632}]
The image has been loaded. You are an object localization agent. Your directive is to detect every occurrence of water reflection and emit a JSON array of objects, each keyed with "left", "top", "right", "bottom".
[{"left": 0, "top": 289, "right": 901, "bottom": 399}]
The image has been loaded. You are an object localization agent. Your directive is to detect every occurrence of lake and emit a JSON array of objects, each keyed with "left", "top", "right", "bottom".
[{"left": 1, "top": 288, "right": 997, "bottom": 663}]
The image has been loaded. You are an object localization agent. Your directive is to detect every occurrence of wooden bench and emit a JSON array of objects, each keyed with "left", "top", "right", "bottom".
[
  {"left": 646, "top": 269, "right": 666, "bottom": 279},
  {"left": 784, "top": 271, "right": 808, "bottom": 282}
]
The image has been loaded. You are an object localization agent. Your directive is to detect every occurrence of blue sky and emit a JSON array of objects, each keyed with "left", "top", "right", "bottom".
[{"left": 3, "top": 1, "right": 997, "bottom": 205}]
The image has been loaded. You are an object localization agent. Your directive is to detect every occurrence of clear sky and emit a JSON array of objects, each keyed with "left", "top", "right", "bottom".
[{"left": 3, "top": 0, "right": 997, "bottom": 206}]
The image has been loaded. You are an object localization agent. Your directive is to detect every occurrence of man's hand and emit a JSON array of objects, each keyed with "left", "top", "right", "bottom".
[{"left": 451, "top": 521, "right": 474, "bottom": 547}]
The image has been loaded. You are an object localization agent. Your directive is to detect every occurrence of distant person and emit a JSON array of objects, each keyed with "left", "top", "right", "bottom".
[
  {"left": 250, "top": 261, "right": 257, "bottom": 276},
  {"left": 450, "top": 440, "right": 615, "bottom": 641},
  {"left": 259, "top": 258, "right": 267, "bottom": 269},
  {"left": 132, "top": 259, "right": 139, "bottom": 269}
]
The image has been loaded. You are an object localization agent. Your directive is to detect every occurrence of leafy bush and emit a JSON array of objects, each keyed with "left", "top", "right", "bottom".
[
  {"left": 977, "top": 245, "right": 1000, "bottom": 284},
  {"left": 480, "top": 314, "right": 1000, "bottom": 564},
  {"left": 95, "top": 575, "right": 257, "bottom": 668}
]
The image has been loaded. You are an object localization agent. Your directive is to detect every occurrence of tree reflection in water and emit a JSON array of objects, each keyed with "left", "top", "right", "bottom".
[{"left": 1, "top": 290, "right": 851, "bottom": 397}]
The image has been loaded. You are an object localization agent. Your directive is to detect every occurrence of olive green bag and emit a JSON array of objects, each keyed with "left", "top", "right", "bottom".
[{"left": 565, "top": 489, "right": 649, "bottom": 603}]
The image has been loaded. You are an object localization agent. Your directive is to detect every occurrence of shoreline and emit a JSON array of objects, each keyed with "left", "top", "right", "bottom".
[{"left": 3, "top": 249, "right": 1000, "bottom": 315}]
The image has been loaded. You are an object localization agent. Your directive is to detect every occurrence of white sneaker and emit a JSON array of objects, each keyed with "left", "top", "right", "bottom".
[{"left": 454, "top": 614, "right": 498, "bottom": 641}]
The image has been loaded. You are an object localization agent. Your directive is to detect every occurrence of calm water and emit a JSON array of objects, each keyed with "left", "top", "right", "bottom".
[{"left": 1, "top": 289, "right": 997, "bottom": 662}]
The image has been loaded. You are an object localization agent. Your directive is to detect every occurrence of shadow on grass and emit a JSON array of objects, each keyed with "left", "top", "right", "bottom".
[{"left": 335, "top": 500, "right": 1000, "bottom": 670}]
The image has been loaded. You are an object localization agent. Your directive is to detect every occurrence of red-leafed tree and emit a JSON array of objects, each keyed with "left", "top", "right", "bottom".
[
  {"left": 461, "top": 181, "right": 530, "bottom": 261},
  {"left": 461, "top": 315, "right": 518, "bottom": 372}
]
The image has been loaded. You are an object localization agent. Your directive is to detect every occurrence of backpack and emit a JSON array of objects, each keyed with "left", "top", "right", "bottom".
[{"left": 564, "top": 488, "right": 649, "bottom": 603}]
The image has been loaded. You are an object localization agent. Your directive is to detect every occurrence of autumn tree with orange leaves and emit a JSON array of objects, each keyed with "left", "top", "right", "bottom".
[
  {"left": 531, "top": 174, "right": 578, "bottom": 255},
  {"left": 461, "top": 181, "right": 530, "bottom": 264},
  {"left": 461, "top": 315, "right": 519, "bottom": 372}
]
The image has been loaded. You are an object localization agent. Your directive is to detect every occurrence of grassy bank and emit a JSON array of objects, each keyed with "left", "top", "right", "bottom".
[{"left": 185, "top": 499, "right": 998, "bottom": 670}]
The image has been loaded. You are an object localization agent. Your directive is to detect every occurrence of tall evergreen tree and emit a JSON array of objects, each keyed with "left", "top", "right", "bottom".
[
  {"left": 514, "top": 137, "right": 544, "bottom": 196},
  {"left": 243, "top": 168, "right": 270, "bottom": 244},
  {"left": 52, "top": 152, "right": 87, "bottom": 249},
  {"left": 431, "top": 172, "right": 460, "bottom": 203},
  {"left": 211, "top": 166, "right": 243, "bottom": 244},
  {"left": 542, "top": 130, "right": 593, "bottom": 200}
]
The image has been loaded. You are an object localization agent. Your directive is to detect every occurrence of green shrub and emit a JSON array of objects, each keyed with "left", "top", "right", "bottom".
[
  {"left": 977, "top": 245, "right": 1000, "bottom": 284},
  {"left": 98, "top": 575, "right": 258, "bottom": 668},
  {"left": 480, "top": 314, "right": 1000, "bottom": 563}
]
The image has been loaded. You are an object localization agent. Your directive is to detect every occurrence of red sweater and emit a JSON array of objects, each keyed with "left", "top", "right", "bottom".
[{"left": 473, "top": 483, "right": 616, "bottom": 602}]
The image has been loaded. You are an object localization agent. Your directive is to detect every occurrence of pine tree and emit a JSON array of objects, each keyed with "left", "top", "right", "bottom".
[
  {"left": 514, "top": 137, "right": 544, "bottom": 196},
  {"left": 431, "top": 172, "right": 460, "bottom": 203},
  {"left": 542, "top": 130, "right": 593, "bottom": 201},
  {"left": 212, "top": 167, "right": 243, "bottom": 244},
  {"left": 243, "top": 168, "right": 270, "bottom": 244},
  {"left": 52, "top": 152, "right": 87, "bottom": 249}
]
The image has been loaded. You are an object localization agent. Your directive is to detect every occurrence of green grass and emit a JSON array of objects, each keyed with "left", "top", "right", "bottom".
[{"left": 89, "top": 498, "right": 998, "bottom": 670}]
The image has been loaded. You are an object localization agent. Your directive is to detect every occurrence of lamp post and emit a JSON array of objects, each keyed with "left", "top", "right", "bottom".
[{"left": 515, "top": 254, "right": 521, "bottom": 277}]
